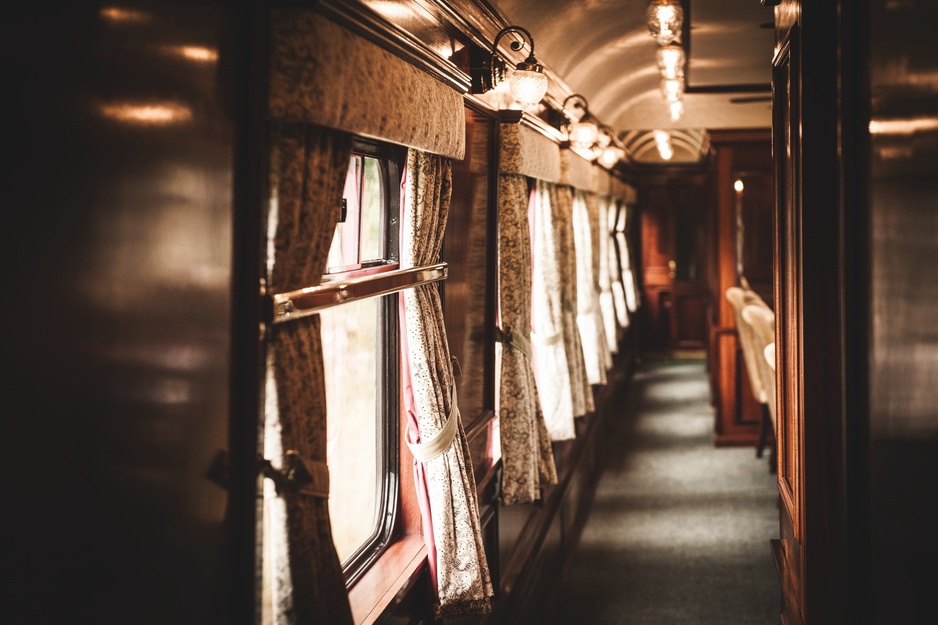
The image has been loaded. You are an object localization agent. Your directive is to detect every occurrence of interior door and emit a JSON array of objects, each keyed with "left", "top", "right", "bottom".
[{"left": 640, "top": 176, "right": 710, "bottom": 351}]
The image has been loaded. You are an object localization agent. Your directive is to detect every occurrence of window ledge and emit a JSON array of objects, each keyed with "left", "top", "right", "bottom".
[{"left": 348, "top": 535, "right": 427, "bottom": 625}]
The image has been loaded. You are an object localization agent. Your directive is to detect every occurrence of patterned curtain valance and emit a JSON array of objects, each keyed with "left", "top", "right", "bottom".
[
  {"left": 270, "top": 10, "right": 465, "bottom": 160},
  {"left": 559, "top": 148, "right": 596, "bottom": 192},
  {"left": 594, "top": 168, "right": 613, "bottom": 196},
  {"left": 499, "top": 123, "right": 561, "bottom": 182}
]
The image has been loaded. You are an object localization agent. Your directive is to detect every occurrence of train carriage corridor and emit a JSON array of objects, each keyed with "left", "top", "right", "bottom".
[{"left": 550, "top": 357, "right": 779, "bottom": 624}]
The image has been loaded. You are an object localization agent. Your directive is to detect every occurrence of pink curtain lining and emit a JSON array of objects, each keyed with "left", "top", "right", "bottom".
[{"left": 398, "top": 292, "right": 438, "bottom": 586}]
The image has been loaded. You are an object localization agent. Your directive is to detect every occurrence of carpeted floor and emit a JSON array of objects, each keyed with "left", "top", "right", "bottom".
[{"left": 549, "top": 361, "right": 780, "bottom": 624}]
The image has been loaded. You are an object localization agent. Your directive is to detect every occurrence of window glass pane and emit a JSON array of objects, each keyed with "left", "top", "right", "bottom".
[
  {"left": 359, "top": 156, "right": 384, "bottom": 263},
  {"left": 328, "top": 156, "right": 363, "bottom": 273},
  {"left": 321, "top": 296, "right": 380, "bottom": 563}
]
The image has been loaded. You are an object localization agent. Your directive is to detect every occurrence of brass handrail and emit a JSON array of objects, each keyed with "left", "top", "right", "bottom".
[{"left": 270, "top": 262, "right": 448, "bottom": 324}]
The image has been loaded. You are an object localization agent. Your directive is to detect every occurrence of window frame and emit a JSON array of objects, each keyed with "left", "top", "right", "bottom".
[{"left": 325, "top": 139, "right": 405, "bottom": 587}]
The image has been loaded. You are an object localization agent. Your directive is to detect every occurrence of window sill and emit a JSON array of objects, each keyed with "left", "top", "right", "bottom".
[{"left": 348, "top": 534, "right": 427, "bottom": 625}]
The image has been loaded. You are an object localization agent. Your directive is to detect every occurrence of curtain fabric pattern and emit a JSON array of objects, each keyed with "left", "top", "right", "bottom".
[
  {"left": 552, "top": 183, "right": 594, "bottom": 417},
  {"left": 266, "top": 123, "right": 354, "bottom": 625},
  {"left": 573, "top": 190, "right": 611, "bottom": 383},
  {"left": 586, "top": 192, "right": 614, "bottom": 367},
  {"left": 400, "top": 149, "right": 493, "bottom": 617},
  {"left": 531, "top": 180, "right": 575, "bottom": 440},
  {"left": 269, "top": 9, "right": 465, "bottom": 160},
  {"left": 498, "top": 122, "right": 561, "bottom": 182},
  {"left": 497, "top": 173, "right": 558, "bottom": 505}
]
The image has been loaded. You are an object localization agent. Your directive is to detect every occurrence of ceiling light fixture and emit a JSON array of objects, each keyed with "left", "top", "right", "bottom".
[
  {"left": 484, "top": 26, "right": 549, "bottom": 108},
  {"left": 655, "top": 130, "right": 674, "bottom": 160},
  {"left": 646, "top": 0, "right": 684, "bottom": 46},
  {"left": 669, "top": 100, "right": 685, "bottom": 122},
  {"left": 656, "top": 44, "right": 685, "bottom": 80},
  {"left": 660, "top": 77, "right": 685, "bottom": 103}
]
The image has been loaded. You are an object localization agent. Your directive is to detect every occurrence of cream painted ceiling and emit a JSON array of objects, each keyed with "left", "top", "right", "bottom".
[{"left": 489, "top": 0, "right": 776, "bottom": 164}]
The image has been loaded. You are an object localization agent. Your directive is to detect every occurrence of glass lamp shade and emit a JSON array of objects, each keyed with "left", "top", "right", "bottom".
[
  {"left": 600, "top": 145, "right": 624, "bottom": 168},
  {"left": 660, "top": 77, "right": 685, "bottom": 103},
  {"left": 569, "top": 120, "right": 599, "bottom": 149},
  {"left": 654, "top": 130, "right": 674, "bottom": 160},
  {"left": 669, "top": 99, "right": 685, "bottom": 122},
  {"left": 509, "top": 66, "right": 549, "bottom": 107},
  {"left": 656, "top": 44, "right": 685, "bottom": 80},
  {"left": 647, "top": 0, "right": 684, "bottom": 46}
]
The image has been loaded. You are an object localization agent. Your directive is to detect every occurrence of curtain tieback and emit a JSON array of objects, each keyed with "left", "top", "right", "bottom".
[
  {"left": 494, "top": 325, "right": 532, "bottom": 361},
  {"left": 531, "top": 330, "right": 562, "bottom": 347},
  {"left": 407, "top": 387, "right": 460, "bottom": 463}
]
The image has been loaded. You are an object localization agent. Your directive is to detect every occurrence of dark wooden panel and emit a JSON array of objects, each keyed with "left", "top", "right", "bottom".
[
  {"left": 3, "top": 4, "right": 240, "bottom": 624},
  {"left": 707, "top": 130, "right": 772, "bottom": 447},
  {"left": 672, "top": 288, "right": 709, "bottom": 348},
  {"left": 444, "top": 106, "right": 496, "bottom": 423},
  {"left": 713, "top": 328, "right": 762, "bottom": 446}
]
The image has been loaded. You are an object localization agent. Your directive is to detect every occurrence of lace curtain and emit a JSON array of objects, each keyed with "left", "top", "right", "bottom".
[
  {"left": 265, "top": 123, "right": 354, "bottom": 625},
  {"left": 552, "top": 183, "right": 594, "bottom": 418},
  {"left": 400, "top": 149, "right": 493, "bottom": 617},
  {"left": 597, "top": 196, "right": 620, "bottom": 353},
  {"left": 573, "top": 190, "right": 611, "bottom": 384},
  {"left": 531, "top": 180, "right": 576, "bottom": 440},
  {"left": 497, "top": 173, "right": 558, "bottom": 504},
  {"left": 609, "top": 199, "right": 631, "bottom": 328}
]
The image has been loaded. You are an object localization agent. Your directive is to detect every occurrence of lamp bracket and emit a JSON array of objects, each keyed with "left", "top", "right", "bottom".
[
  {"left": 561, "top": 93, "right": 591, "bottom": 123},
  {"left": 483, "top": 25, "right": 537, "bottom": 93}
]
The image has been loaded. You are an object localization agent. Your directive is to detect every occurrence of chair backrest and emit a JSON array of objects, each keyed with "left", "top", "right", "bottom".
[
  {"left": 742, "top": 304, "right": 777, "bottom": 425},
  {"left": 726, "top": 286, "right": 766, "bottom": 404}
]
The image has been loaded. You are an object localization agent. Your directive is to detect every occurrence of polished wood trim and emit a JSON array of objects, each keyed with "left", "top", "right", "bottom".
[
  {"left": 773, "top": 27, "right": 803, "bottom": 544},
  {"left": 771, "top": 538, "right": 804, "bottom": 625},
  {"left": 709, "top": 128, "right": 772, "bottom": 144},
  {"left": 315, "top": 0, "right": 472, "bottom": 94},
  {"left": 348, "top": 535, "right": 428, "bottom": 625},
  {"left": 465, "top": 408, "right": 496, "bottom": 443}
]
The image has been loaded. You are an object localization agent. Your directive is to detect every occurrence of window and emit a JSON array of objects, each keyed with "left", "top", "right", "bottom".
[
  {"left": 322, "top": 143, "right": 401, "bottom": 582},
  {"left": 260, "top": 141, "right": 403, "bottom": 624}
]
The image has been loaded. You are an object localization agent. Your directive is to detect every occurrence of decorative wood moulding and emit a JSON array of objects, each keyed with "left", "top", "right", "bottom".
[
  {"left": 424, "top": 0, "right": 577, "bottom": 114},
  {"left": 318, "top": 0, "right": 472, "bottom": 94}
]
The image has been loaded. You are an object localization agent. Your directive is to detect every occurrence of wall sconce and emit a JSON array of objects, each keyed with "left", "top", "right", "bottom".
[
  {"left": 483, "top": 26, "right": 549, "bottom": 107},
  {"left": 599, "top": 144, "right": 626, "bottom": 168},
  {"left": 596, "top": 124, "right": 614, "bottom": 150},
  {"left": 656, "top": 44, "right": 685, "bottom": 80},
  {"left": 646, "top": 0, "right": 684, "bottom": 46},
  {"left": 562, "top": 93, "right": 599, "bottom": 150}
]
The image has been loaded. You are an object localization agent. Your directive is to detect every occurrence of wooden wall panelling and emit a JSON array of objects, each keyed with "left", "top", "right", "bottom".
[
  {"left": 708, "top": 130, "right": 772, "bottom": 446},
  {"left": 639, "top": 178, "right": 710, "bottom": 351},
  {"left": 772, "top": 25, "right": 805, "bottom": 624}
]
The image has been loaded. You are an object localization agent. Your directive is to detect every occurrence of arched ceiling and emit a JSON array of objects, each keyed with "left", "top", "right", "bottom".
[{"left": 490, "top": 0, "right": 776, "bottom": 156}]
